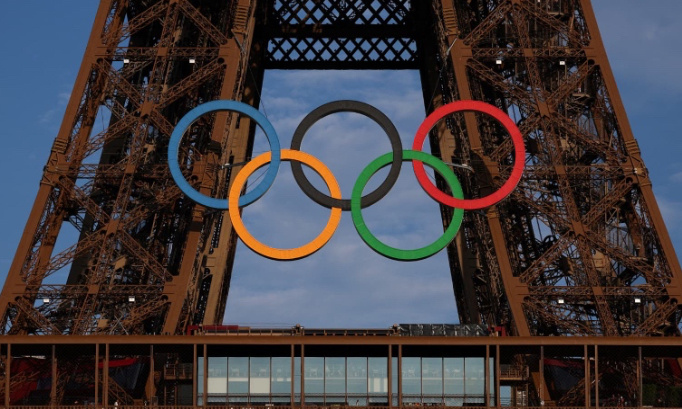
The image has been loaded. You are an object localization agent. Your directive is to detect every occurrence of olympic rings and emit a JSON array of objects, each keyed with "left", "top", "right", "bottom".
[
  {"left": 168, "top": 100, "right": 280, "bottom": 209},
  {"left": 168, "top": 99, "right": 525, "bottom": 261},
  {"left": 412, "top": 100, "right": 525, "bottom": 210},
  {"left": 351, "top": 150, "right": 464, "bottom": 261},
  {"left": 290, "top": 100, "right": 402, "bottom": 211},
  {"left": 228, "top": 150, "right": 342, "bottom": 260}
]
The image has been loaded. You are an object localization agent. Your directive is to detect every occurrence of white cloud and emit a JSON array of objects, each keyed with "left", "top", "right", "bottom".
[
  {"left": 38, "top": 90, "right": 71, "bottom": 126},
  {"left": 656, "top": 196, "right": 682, "bottom": 229},
  {"left": 670, "top": 171, "right": 682, "bottom": 184},
  {"left": 594, "top": 1, "right": 682, "bottom": 95},
  {"left": 225, "top": 70, "right": 460, "bottom": 327}
]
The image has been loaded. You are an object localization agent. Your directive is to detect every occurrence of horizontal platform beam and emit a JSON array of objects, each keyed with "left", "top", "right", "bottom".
[{"left": 1, "top": 334, "right": 681, "bottom": 347}]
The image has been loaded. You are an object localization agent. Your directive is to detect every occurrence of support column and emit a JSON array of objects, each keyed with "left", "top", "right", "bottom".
[
  {"left": 193, "top": 343, "right": 198, "bottom": 407},
  {"left": 51, "top": 344, "right": 57, "bottom": 407},
  {"left": 539, "top": 346, "right": 544, "bottom": 406},
  {"left": 638, "top": 347, "right": 643, "bottom": 408},
  {"left": 301, "top": 344, "right": 305, "bottom": 407},
  {"left": 495, "top": 345, "right": 500, "bottom": 408},
  {"left": 435, "top": 0, "right": 530, "bottom": 334},
  {"left": 584, "top": 345, "right": 590, "bottom": 408},
  {"left": 103, "top": 344, "right": 109, "bottom": 406},
  {"left": 388, "top": 345, "right": 393, "bottom": 409},
  {"left": 595, "top": 345, "right": 599, "bottom": 409},
  {"left": 95, "top": 344, "right": 99, "bottom": 406},
  {"left": 485, "top": 345, "right": 490, "bottom": 407},
  {"left": 291, "top": 344, "right": 295, "bottom": 407},
  {"left": 203, "top": 344, "right": 208, "bottom": 407},
  {"left": 4, "top": 344, "right": 10, "bottom": 408},
  {"left": 397, "top": 344, "right": 402, "bottom": 408},
  {"left": 147, "top": 344, "right": 153, "bottom": 404}
]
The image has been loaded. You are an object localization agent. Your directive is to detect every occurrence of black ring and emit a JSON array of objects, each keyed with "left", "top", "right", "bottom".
[{"left": 290, "top": 100, "right": 403, "bottom": 210}]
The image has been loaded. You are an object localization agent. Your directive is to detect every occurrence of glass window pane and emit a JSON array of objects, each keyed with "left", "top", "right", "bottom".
[
  {"left": 250, "top": 357, "right": 270, "bottom": 395},
  {"left": 444, "top": 357, "right": 464, "bottom": 405},
  {"left": 401, "top": 357, "right": 421, "bottom": 402},
  {"left": 208, "top": 356, "right": 227, "bottom": 401},
  {"left": 325, "top": 357, "right": 346, "bottom": 402},
  {"left": 422, "top": 357, "right": 442, "bottom": 399},
  {"left": 347, "top": 357, "right": 367, "bottom": 395},
  {"left": 368, "top": 357, "right": 388, "bottom": 394},
  {"left": 305, "top": 357, "right": 324, "bottom": 400},
  {"left": 369, "top": 357, "right": 388, "bottom": 405},
  {"left": 272, "top": 357, "right": 291, "bottom": 395},
  {"left": 465, "top": 357, "right": 484, "bottom": 404},
  {"left": 228, "top": 357, "right": 249, "bottom": 396}
]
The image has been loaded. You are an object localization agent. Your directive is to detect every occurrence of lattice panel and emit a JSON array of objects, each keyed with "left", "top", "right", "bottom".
[
  {"left": 267, "top": 37, "right": 417, "bottom": 68},
  {"left": 272, "top": 0, "right": 411, "bottom": 25}
]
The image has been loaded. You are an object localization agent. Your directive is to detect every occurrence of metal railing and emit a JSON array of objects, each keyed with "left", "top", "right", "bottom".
[
  {"left": 163, "top": 363, "right": 193, "bottom": 379},
  {"left": 7, "top": 406, "right": 682, "bottom": 409},
  {"left": 499, "top": 364, "right": 529, "bottom": 380},
  {"left": 7, "top": 403, "right": 682, "bottom": 409}
]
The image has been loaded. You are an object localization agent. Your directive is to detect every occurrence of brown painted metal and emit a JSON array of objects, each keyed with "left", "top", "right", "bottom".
[
  {"left": 2, "top": 0, "right": 679, "bottom": 338},
  {"left": 421, "top": 0, "right": 682, "bottom": 338},
  {"left": 0, "top": 334, "right": 681, "bottom": 407},
  {"left": 0, "top": 0, "right": 265, "bottom": 337},
  {"left": 4, "top": 344, "right": 9, "bottom": 408},
  {"left": 1, "top": 0, "right": 682, "bottom": 405}
]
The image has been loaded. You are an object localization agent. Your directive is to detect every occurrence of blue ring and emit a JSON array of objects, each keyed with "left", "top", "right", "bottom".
[{"left": 168, "top": 100, "right": 281, "bottom": 209}]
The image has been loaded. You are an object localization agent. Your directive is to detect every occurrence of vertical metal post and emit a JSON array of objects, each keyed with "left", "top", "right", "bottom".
[
  {"left": 95, "top": 344, "right": 99, "bottom": 406},
  {"left": 584, "top": 344, "right": 590, "bottom": 408},
  {"left": 485, "top": 345, "right": 490, "bottom": 407},
  {"left": 638, "top": 346, "right": 643, "bottom": 408},
  {"left": 495, "top": 345, "right": 500, "bottom": 408},
  {"left": 193, "top": 343, "right": 198, "bottom": 407},
  {"left": 104, "top": 343, "right": 109, "bottom": 406},
  {"left": 203, "top": 344, "right": 208, "bottom": 406},
  {"left": 247, "top": 352, "right": 251, "bottom": 405},
  {"left": 388, "top": 344, "right": 393, "bottom": 409},
  {"left": 397, "top": 344, "right": 402, "bottom": 408},
  {"left": 594, "top": 345, "right": 599, "bottom": 409},
  {"left": 323, "top": 354, "right": 326, "bottom": 406},
  {"left": 148, "top": 344, "right": 153, "bottom": 405},
  {"left": 441, "top": 354, "right": 445, "bottom": 406},
  {"left": 51, "top": 344, "right": 57, "bottom": 407},
  {"left": 5, "top": 343, "right": 10, "bottom": 408},
  {"left": 301, "top": 344, "right": 305, "bottom": 407},
  {"left": 539, "top": 346, "right": 544, "bottom": 406},
  {"left": 291, "top": 344, "right": 295, "bottom": 407}
]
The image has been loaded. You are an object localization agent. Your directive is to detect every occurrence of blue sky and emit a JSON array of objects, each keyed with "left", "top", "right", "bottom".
[{"left": 0, "top": 1, "right": 681, "bottom": 328}]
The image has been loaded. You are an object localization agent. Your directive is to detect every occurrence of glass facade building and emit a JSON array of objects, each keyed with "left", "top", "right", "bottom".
[{"left": 198, "top": 355, "right": 493, "bottom": 406}]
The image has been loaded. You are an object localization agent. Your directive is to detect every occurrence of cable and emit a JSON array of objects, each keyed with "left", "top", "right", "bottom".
[
  {"left": 426, "top": 38, "right": 457, "bottom": 113},
  {"left": 231, "top": 30, "right": 269, "bottom": 119}
]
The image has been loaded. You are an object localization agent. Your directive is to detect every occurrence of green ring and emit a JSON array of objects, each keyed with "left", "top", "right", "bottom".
[{"left": 351, "top": 150, "right": 465, "bottom": 261}]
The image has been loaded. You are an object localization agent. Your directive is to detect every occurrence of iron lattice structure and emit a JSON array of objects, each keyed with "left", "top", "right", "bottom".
[{"left": 1, "top": 0, "right": 681, "bottom": 341}]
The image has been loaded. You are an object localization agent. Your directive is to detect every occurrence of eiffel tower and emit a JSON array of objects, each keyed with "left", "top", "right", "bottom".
[{"left": 1, "top": 0, "right": 681, "bottom": 407}]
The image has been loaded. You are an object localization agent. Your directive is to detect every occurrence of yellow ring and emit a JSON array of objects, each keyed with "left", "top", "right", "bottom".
[{"left": 228, "top": 149, "right": 342, "bottom": 260}]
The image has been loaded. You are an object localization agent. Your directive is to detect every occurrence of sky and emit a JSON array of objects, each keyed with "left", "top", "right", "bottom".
[{"left": 0, "top": 1, "right": 681, "bottom": 329}]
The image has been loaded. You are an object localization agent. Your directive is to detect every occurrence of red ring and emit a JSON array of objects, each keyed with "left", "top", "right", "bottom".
[{"left": 411, "top": 100, "right": 525, "bottom": 210}]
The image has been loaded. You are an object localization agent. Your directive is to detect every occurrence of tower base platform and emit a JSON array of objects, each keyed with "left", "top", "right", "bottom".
[{"left": 2, "top": 332, "right": 681, "bottom": 408}]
